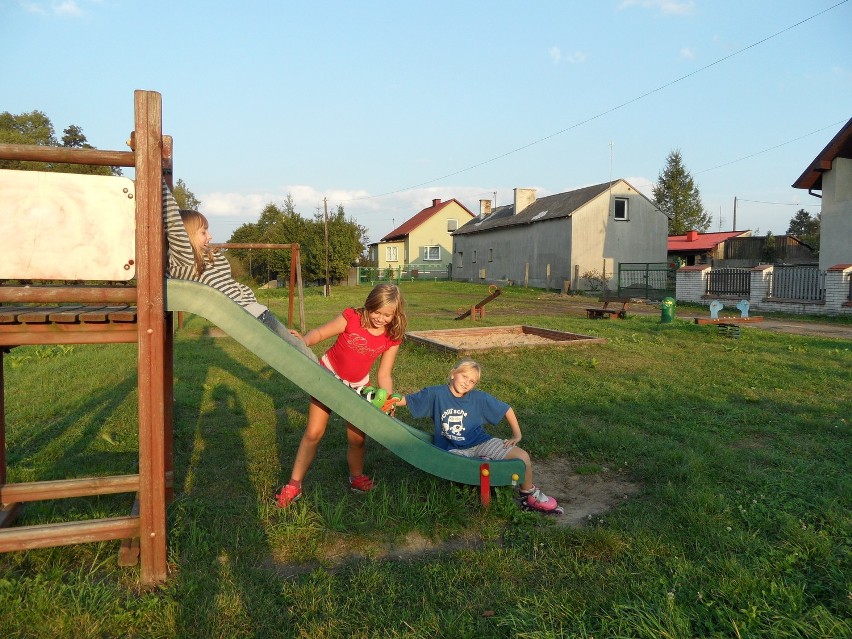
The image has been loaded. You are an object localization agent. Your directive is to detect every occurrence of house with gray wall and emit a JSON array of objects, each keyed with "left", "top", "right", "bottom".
[
  {"left": 451, "top": 180, "right": 668, "bottom": 291},
  {"left": 792, "top": 117, "right": 852, "bottom": 272}
]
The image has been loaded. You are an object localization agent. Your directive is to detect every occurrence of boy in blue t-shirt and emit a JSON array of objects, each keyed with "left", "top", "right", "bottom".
[{"left": 396, "top": 359, "right": 560, "bottom": 513}]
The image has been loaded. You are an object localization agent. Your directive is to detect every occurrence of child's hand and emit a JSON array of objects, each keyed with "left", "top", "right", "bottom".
[
  {"left": 503, "top": 436, "right": 522, "bottom": 448},
  {"left": 288, "top": 329, "right": 305, "bottom": 344},
  {"left": 380, "top": 394, "right": 402, "bottom": 416}
]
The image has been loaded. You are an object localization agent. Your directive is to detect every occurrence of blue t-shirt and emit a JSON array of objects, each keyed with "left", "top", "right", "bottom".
[{"left": 404, "top": 385, "right": 510, "bottom": 451}]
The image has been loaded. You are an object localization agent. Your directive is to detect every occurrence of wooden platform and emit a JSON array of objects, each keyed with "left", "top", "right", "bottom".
[
  {"left": 694, "top": 316, "right": 764, "bottom": 325},
  {"left": 0, "top": 305, "right": 138, "bottom": 346}
]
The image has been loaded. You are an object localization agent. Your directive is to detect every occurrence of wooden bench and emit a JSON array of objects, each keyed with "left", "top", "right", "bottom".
[{"left": 585, "top": 295, "right": 630, "bottom": 319}]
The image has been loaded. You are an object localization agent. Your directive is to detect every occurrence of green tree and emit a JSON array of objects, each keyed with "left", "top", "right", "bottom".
[
  {"left": 653, "top": 149, "right": 712, "bottom": 235},
  {"left": 226, "top": 197, "right": 366, "bottom": 285},
  {"left": 786, "top": 208, "right": 820, "bottom": 252},
  {"left": 0, "top": 110, "right": 57, "bottom": 171},
  {"left": 172, "top": 178, "right": 202, "bottom": 210},
  {"left": 762, "top": 230, "right": 777, "bottom": 263},
  {"left": 0, "top": 110, "right": 118, "bottom": 176}
]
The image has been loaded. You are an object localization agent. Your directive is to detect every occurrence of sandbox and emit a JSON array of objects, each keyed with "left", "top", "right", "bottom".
[{"left": 405, "top": 325, "right": 606, "bottom": 355}]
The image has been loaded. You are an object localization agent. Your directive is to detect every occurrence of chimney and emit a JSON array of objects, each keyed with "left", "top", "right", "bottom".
[
  {"left": 432, "top": 198, "right": 441, "bottom": 207},
  {"left": 686, "top": 230, "right": 699, "bottom": 242},
  {"left": 479, "top": 199, "right": 492, "bottom": 217},
  {"left": 513, "top": 188, "right": 536, "bottom": 215}
]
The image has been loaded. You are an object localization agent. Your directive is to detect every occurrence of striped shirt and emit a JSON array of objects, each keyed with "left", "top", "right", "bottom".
[{"left": 162, "top": 181, "right": 264, "bottom": 315}]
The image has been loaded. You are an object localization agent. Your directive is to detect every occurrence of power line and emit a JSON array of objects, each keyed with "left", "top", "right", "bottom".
[
  {"left": 737, "top": 198, "right": 820, "bottom": 207},
  {"left": 350, "top": 0, "right": 848, "bottom": 202},
  {"left": 696, "top": 119, "right": 849, "bottom": 175}
]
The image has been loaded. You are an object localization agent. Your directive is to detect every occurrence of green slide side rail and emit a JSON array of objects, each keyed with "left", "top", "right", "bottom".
[{"left": 165, "top": 279, "right": 525, "bottom": 486}]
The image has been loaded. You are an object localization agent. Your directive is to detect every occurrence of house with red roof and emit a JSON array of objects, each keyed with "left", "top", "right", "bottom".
[
  {"left": 668, "top": 230, "right": 818, "bottom": 267},
  {"left": 668, "top": 230, "right": 752, "bottom": 266},
  {"left": 374, "top": 198, "right": 475, "bottom": 274},
  {"left": 792, "top": 117, "right": 852, "bottom": 272}
]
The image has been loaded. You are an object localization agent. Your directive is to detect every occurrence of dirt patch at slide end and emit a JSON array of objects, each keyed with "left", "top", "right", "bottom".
[{"left": 530, "top": 457, "right": 641, "bottom": 527}]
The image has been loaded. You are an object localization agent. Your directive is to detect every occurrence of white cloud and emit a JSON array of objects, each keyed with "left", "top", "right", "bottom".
[
  {"left": 550, "top": 46, "right": 587, "bottom": 65},
  {"left": 831, "top": 65, "right": 852, "bottom": 81},
  {"left": 680, "top": 47, "right": 694, "bottom": 59},
  {"left": 18, "top": 0, "right": 83, "bottom": 16},
  {"left": 200, "top": 184, "right": 521, "bottom": 245},
  {"left": 20, "top": 1, "right": 48, "bottom": 14},
  {"left": 549, "top": 46, "right": 562, "bottom": 64},
  {"left": 618, "top": 0, "right": 695, "bottom": 16},
  {"left": 54, "top": 1, "right": 82, "bottom": 16},
  {"left": 624, "top": 176, "right": 656, "bottom": 199}
]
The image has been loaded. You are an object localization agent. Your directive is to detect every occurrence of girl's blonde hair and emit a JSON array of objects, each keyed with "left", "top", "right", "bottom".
[
  {"left": 450, "top": 358, "right": 481, "bottom": 382},
  {"left": 356, "top": 283, "right": 408, "bottom": 340},
  {"left": 179, "top": 209, "right": 216, "bottom": 275}
]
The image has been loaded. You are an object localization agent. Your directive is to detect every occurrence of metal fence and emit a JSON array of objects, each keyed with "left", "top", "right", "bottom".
[
  {"left": 706, "top": 268, "right": 751, "bottom": 297},
  {"left": 617, "top": 263, "right": 675, "bottom": 299},
  {"left": 769, "top": 265, "right": 825, "bottom": 301},
  {"left": 357, "top": 263, "right": 451, "bottom": 284}
]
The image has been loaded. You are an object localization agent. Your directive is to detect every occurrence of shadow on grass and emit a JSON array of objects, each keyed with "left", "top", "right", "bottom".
[{"left": 169, "top": 329, "right": 308, "bottom": 632}]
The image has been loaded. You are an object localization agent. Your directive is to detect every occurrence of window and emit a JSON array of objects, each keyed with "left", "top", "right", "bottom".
[
  {"left": 385, "top": 245, "right": 398, "bottom": 262},
  {"left": 424, "top": 245, "right": 441, "bottom": 261},
  {"left": 457, "top": 251, "right": 463, "bottom": 268},
  {"left": 472, "top": 250, "right": 477, "bottom": 263},
  {"left": 488, "top": 248, "right": 493, "bottom": 262},
  {"left": 614, "top": 197, "right": 629, "bottom": 221},
  {"left": 447, "top": 219, "right": 458, "bottom": 232}
]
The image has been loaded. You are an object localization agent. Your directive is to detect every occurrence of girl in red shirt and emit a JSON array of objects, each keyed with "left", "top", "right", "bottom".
[{"left": 277, "top": 283, "right": 407, "bottom": 506}]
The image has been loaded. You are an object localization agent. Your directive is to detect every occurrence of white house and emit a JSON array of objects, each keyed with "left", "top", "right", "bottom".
[
  {"left": 451, "top": 180, "right": 668, "bottom": 291},
  {"left": 792, "top": 117, "right": 852, "bottom": 272}
]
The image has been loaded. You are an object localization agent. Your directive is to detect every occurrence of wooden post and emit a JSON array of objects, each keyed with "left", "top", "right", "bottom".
[
  {"left": 133, "top": 90, "right": 168, "bottom": 585},
  {"left": 524, "top": 263, "right": 529, "bottom": 288},
  {"left": 296, "top": 248, "right": 306, "bottom": 333},
  {"left": 0, "top": 350, "right": 4, "bottom": 487},
  {"left": 289, "top": 246, "right": 297, "bottom": 327}
]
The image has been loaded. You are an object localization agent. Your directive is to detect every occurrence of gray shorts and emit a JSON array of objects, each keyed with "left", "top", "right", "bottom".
[{"left": 448, "top": 437, "right": 512, "bottom": 460}]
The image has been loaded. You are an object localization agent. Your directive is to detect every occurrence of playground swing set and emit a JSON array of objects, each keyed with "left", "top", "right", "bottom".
[{"left": 0, "top": 90, "right": 526, "bottom": 585}]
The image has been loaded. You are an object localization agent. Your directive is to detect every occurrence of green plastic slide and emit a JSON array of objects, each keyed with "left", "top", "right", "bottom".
[{"left": 165, "top": 279, "right": 525, "bottom": 486}]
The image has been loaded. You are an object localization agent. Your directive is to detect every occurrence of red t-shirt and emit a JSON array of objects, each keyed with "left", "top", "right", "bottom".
[{"left": 323, "top": 307, "right": 401, "bottom": 383}]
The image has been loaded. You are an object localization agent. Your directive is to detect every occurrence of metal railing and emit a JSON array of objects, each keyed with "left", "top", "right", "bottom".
[
  {"left": 357, "top": 264, "right": 451, "bottom": 284},
  {"left": 617, "top": 263, "right": 675, "bottom": 299},
  {"left": 706, "top": 268, "right": 750, "bottom": 297},
  {"left": 768, "top": 265, "right": 825, "bottom": 301}
]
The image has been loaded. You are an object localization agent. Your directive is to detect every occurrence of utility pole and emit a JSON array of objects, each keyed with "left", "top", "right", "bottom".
[
  {"left": 733, "top": 196, "right": 737, "bottom": 231},
  {"left": 323, "top": 197, "right": 330, "bottom": 297}
]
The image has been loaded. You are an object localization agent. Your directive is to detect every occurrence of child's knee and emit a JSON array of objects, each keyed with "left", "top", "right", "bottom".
[{"left": 509, "top": 447, "right": 532, "bottom": 465}]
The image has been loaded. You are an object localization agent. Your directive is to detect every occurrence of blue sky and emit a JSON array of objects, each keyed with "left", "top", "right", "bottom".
[{"left": 2, "top": 0, "right": 850, "bottom": 245}]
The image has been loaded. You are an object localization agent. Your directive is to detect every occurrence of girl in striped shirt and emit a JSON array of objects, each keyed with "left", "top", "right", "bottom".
[{"left": 162, "top": 181, "right": 315, "bottom": 360}]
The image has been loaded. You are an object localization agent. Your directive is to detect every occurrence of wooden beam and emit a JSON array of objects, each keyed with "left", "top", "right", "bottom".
[
  {"left": 0, "top": 143, "right": 134, "bottom": 167},
  {"left": 0, "top": 287, "right": 137, "bottom": 304},
  {"left": 0, "top": 516, "right": 139, "bottom": 552},
  {"left": 0, "top": 475, "right": 140, "bottom": 503}
]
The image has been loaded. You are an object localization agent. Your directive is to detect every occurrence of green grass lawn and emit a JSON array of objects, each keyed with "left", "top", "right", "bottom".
[{"left": 1, "top": 282, "right": 850, "bottom": 638}]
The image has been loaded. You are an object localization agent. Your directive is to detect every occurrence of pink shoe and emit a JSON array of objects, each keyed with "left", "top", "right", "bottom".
[
  {"left": 276, "top": 483, "right": 301, "bottom": 507},
  {"left": 349, "top": 474, "right": 375, "bottom": 493},
  {"left": 522, "top": 487, "right": 558, "bottom": 512}
]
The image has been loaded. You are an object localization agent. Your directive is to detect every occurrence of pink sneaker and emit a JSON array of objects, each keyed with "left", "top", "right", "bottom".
[
  {"left": 349, "top": 474, "right": 375, "bottom": 493},
  {"left": 522, "top": 487, "right": 558, "bottom": 512},
  {"left": 276, "top": 483, "right": 301, "bottom": 507}
]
